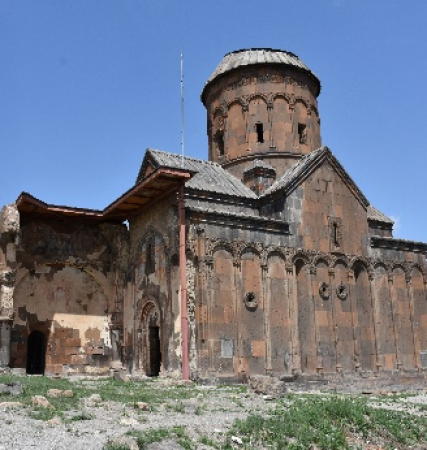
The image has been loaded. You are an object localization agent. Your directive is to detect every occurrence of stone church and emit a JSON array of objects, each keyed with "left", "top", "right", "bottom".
[{"left": 1, "top": 49, "right": 426, "bottom": 386}]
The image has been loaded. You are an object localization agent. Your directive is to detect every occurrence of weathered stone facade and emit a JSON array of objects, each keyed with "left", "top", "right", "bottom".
[{"left": 1, "top": 49, "right": 426, "bottom": 389}]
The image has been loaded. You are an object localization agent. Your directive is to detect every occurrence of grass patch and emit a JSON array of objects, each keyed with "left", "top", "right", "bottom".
[
  {"left": 103, "top": 444, "right": 131, "bottom": 450},
  {"left": 224, "top": 395, "right": 427, "bottom": 449},
  {"left": 127, "top": 426, "right": 193, "bottom": 450}
]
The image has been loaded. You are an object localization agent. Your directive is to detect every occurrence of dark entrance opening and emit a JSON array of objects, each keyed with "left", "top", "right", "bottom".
[
  {"left": 148, "top": 325, "right": 161, "bottom": 376},
  {"left": 26, "top": 331, "right": 45, "bottom": 375}
]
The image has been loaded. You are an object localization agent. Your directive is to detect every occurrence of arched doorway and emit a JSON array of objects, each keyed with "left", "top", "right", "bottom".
[
  {"left": 26, "top": 331, "right": 45, "bottom": 375},
  {"left": 141, "top": 303, "right": 162, "bottom": 377}
]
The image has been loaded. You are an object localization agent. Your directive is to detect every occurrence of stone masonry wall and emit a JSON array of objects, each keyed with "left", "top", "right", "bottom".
[
  {"left": 12, "top": 216, "right": 127, "bottom": 375},
  {"left": 126, "top": 192, "right": 182, "bottom": 377}
]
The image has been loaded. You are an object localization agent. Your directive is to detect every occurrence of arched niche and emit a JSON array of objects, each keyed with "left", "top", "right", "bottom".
[
  {"left": 136, "top": 232, "right": 168, "bottom": 294},
  {"left": 139, "top": 300, "right": 162, "bottom": 377},
  {"left": 210, "top": 247, "right": 236, "bottom": 374},
  {"left": 412, "top": 267, "right": 427, "bottom": 355},
  {"left": 313, "top": 259, "right": 335, "bottom": 372},
  {"left": 333, "top": 261, "right": 354, "bottom": 371},
  {"left": 295, "top": 259, "right": 316, "bottom": 374},
  {"left": 240, "top": 249, "right": 264, "bottom": 374},
  {"left": 354, "top": 264, "right": 375, "bottom": 371},
  {"left": 271, "top": 96, "right": 292, "bottom": 150},
  {"left": 226, "top": 101, "right": 245, "bottom": 160},
  {"left": 392, "top": 266, "right": 414, "bottom": 368},
  {"left": 26, "top": 330, "right": 46, "bottom": 375},
  {"left": 293, "top": 99, "right": 310, "bottom": 152},
  {"left": 13, "top": 265, "right": 109, "bottom": 373},
  {"left": 267, "top": 253, "right": 291, "bottom": 373},
  {"left": 374, "top": 265, "right": 396, "bottom": 369},
  {"left": 247, "top": 96, "right": 269, "bottom": 147}
]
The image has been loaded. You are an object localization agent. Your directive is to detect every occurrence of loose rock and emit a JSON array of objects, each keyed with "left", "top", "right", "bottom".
[
  {"left": 32, "top": 395, "right": 54, "bottom": 409},
  {"left": 108, "top": 436, "right": 138, "bottom": 450},
  {"left": 136, "top": 401, "right": 150, "bottom": 411},
  {"left": 47, "top": 389, "right": 74, "bottom": 398},
  {"left": 0, "top": 382, "right": 23, "bottom": 396}
]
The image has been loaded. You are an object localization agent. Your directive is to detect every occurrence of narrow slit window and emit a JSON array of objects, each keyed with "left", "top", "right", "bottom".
[
  {"left": 298, "top": 123, "right": 307, "bottom": 144},
  {"left": 215, "top": 130, "right": 224, "bottom": 157},
  {"left": 146, "top": 239, "right": 155, "bottom": 275},
  {"left": 256, "top": 123, "right": 264, "bottom": 143},
  {"left": 332, "top": 223, "right": 339, "bottom": 246}
]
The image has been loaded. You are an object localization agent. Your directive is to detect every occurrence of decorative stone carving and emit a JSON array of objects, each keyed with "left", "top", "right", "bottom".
[
  {"left": 186, "top": 257, "right": 197, "bottom": 375},
  {"left": 319, "top": 282, "right": 330, "bottom": 300},
  {"left": 244, "top": 292, "right": 258, "bottom": 310},
  {"left": 336, "top": 283, "right": 348, "bottom": 300}
]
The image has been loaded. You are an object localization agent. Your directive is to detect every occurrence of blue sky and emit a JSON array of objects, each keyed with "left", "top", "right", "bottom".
[{"left": 1, "top": 1, "right": 426, "bottom": 243}]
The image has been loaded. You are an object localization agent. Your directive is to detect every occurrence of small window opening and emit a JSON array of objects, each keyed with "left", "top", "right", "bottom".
[
  {"left": 256, "top": 123, "right": 264, "bottom": 143},
  {"left": 146, "top": 239, "right": 155, "bottom": 275},
  {"left": 332, "top": 223, "right": 339, "bottom": 247},
  {"left": 298, "top": 123, "right": 307, "bottom": 144},
  {"left": 215, "top": 130, "right": 224, "bottom": 157}
]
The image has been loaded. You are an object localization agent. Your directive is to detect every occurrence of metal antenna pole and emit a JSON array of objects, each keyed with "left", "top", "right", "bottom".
[{"left": 180, "top": 51, "right": 185, "bottom": 168}]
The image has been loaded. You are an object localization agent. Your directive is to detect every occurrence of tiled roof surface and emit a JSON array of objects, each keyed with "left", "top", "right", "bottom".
[
  {"left": 367, "top": 205, "right": 394, "bottom": 224},
  {"left": 203, "top": 48, "right": 320, "bottom": 94},
  {"left": 146, "top": 149, "right": 257, "bottom": 199}
]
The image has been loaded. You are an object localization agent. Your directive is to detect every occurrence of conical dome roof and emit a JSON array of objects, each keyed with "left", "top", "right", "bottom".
[{"left": 201, "top": 48, "right": 320, "bottom": 103}]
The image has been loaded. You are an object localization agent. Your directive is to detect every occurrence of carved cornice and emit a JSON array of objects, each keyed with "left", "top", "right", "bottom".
[
  {"left": 200, "top": 238, "right": 426, "bottom": 284},
  {"left": 187, "top": 206, "right": 289, "bottom": 235},
  {"left": 370, "top": 236, "right": 427, "bottom": 254}
]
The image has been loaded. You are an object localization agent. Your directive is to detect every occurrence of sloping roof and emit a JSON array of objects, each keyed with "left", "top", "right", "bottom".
[
  {"left": 261, "top": 146, "right": 370, "bottom": 208},
  {"left": 367, "top": 205, "right": 394, "bottom": 224},
  {"left": 17, "top": 166, "right": 192, "bottom": 223},
  {"left": 138, "top": 149, "right": 257, "bottom": 199},
  {"left": 202, "top": 48, "right": 321, "bottom": 102}
]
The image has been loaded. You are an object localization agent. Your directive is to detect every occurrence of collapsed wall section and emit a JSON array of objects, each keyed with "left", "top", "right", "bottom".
[{"left": 11, "top": 215, "right": 128, "bottom": 375}]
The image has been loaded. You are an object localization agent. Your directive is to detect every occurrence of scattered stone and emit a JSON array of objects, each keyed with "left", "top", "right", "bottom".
[
  {"left": 47, "top": 416, "right": 63, "bottom": 425},
  {"left": 82, "top": 393, "right": 103, "bottom": 406},
  {"left": 89, "top": 393, "right": 102, "bottom": 402},
  {"left": 146, "top": 439, "right": 186, "bottom": 450},
  {"left": 231, "top": 436, "right": 243, "bottom": 445},
  {"left": 136, "top": 401, "right": 150, "bottom": 411},
  {"left": 0, "top": 401, "right": 22, "bottom": 408},
  {"left": 108, "top": 436, "right": 138, "bottom": 450},
  {"left": 0, "top": 382, "right": 23, "bottom": 396},
  {"left": 47, "top": 389, "right": 74, "bottom": 398},
  {"left": 119, "top": 417, "right": 139, "bottom": 426},
  {"left": 248, "top": 375, "right": 286, "bottom": 397},
  {"left": 112, "top": 370, "right": 130, "bottom": 382},
  {"left": 32, "top": 395, "right": 54, "bottom": 409},
  {"left": 173, "top": 380, "right": 194, "bottom": 386},
  {"left": 213, "top": 428, "right": 223, "bottom": 434}
]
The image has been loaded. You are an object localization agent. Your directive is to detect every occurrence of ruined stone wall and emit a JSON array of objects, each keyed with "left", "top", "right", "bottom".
[
  {"left": 0, "top": 204, "right": 19, "bottom": 367},
  {"left": 126, "top": 192, "right": 182, "bottom": 376},
  {"left": 12, "top": 216, "right": 127, "bottom": 375}
]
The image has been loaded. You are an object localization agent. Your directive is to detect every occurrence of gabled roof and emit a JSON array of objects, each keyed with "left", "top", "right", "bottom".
[
  {"left": 137, "top": 149, "right": 257, "bottom": 199},
  {"left": 261, "top": 146, "right": 370, "bottom": 208},
  {"left": 367, "top": 205, "right": 394, "bottom": 224}
]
